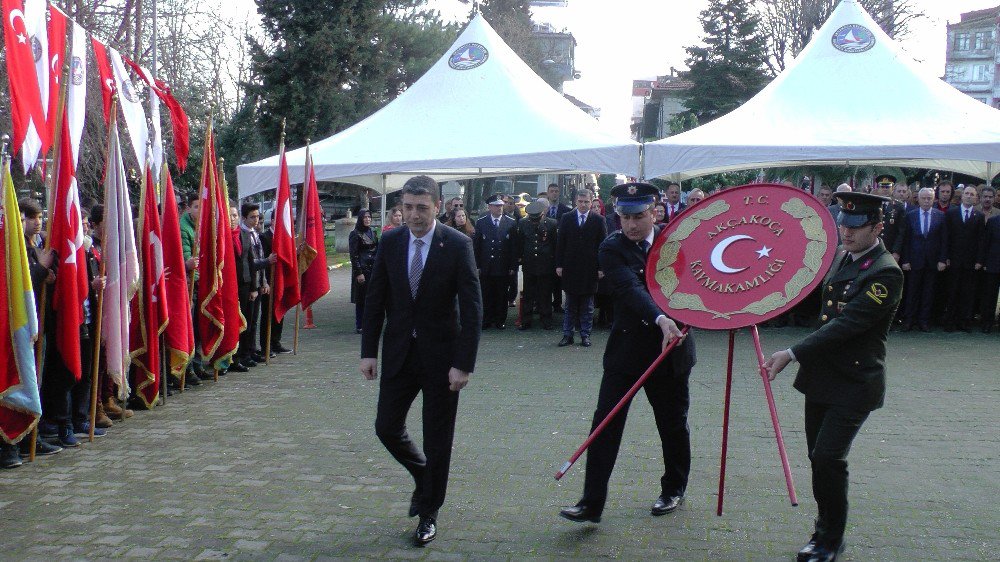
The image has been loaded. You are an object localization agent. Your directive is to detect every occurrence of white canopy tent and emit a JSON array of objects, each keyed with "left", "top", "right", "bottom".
[
  {"left": 644, "top": 0, "right": 1000, "bottom": 182},
  {"left": 236, "top": 14, "right": 639, "bottom": 199}
]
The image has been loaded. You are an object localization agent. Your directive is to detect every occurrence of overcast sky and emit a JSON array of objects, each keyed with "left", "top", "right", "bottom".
[{"left": 228, "top": 0, "right": 1000, "bottom": 137}]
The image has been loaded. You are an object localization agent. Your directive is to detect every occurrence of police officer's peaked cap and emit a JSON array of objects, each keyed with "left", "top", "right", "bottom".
[
  {"left": 835, "top": 192, "right": 889, "bottom": 228},
  {"left": 611, "top": 182, "right": 658, "bottom": 215},
  {"left": 486, "top": 193, "right": 505, "bottom": 205}
]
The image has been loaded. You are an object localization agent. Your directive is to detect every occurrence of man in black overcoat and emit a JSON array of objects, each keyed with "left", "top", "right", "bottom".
[{"left": 555, "top": 188, "right": 607, "bottom": 347}]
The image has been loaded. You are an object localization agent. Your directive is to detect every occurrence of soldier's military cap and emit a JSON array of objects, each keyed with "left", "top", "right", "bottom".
[
  {"left": 525, "top": 200, "right": 547, "bottom": 216},
  {"left": 486, "top": 193, "right": 505, "bottom": 205},
  {"left": 835, "top": 192, "right": 889, "bottom": 228},
  {"left": 611, "top": 182, "right": 658, "bottom": 215},
  {"left": 875, "top": 174, "right": 896, "bottom": 189}
]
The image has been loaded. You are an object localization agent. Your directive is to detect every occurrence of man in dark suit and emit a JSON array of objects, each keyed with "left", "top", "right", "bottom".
[
  {"left": 474, "top": 194, "right": 516, "bottom": 329},
  {"left": 514, "top": 200, "right": 557, "bottom": 330},
  {"left": 663, "top": 182, "right": 685, "bottom": 222},
  {"left": 767, "top": 192, "right": 903, "bottom": 562},
  {"left": 979, "top": 214, "right": 1000, "bottom": 332},
  {"left": 559, "top": 182, "right": 693, "bottom": 524},
  {"left": 897, "top": 187, "right": 948, "bottom": 332},
  {"left": 555, "top": 188, "right": 608, "bottom": 347},
  {"left": 234, "top": 203, "right": 275, "bottom": 371},
  {"left": 942, "top": 186, "right": 984, "bottom": 331},
  {"left": 361, "top": 176, "right": 482, "bottom": 546}
]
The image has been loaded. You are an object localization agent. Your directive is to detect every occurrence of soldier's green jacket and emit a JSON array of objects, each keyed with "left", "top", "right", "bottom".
[
  {"left": 514, "top": 216, "right": 558, "bottom": 275},
  {"left": 791, "top": 240, "right": 903, "bottom": 412}
]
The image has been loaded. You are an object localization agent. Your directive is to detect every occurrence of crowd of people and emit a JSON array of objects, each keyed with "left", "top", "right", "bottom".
[
  {"left": 350, "top": 177, "right": 1000, "bottom": 341},
  {"left": 1, "top": 194, "right": 300, "bottom": 470}
]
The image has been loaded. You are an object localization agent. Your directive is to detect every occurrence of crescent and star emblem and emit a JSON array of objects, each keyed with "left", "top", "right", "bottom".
[
  {"left": 8, "top": 9, "right": 26, "bottom": 43},
  {"left": 281, "top": 201, "right": 292, "bottom": 236},
  {"left": 709, "top": 235, "right": 774, "bottom": 274}
]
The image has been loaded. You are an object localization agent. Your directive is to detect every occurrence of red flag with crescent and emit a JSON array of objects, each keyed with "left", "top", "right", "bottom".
[{"left": 2, "top": 0, "right": 49, "bottom": 169}]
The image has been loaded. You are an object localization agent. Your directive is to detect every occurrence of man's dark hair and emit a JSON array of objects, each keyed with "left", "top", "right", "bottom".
[
  {"left": 185, "top": 192, "right": 200, "bottom": 206},
  {"left": 575, "top": 188, "right": 593, "bottom": 199},
  {"left": 241, "top": 202, "right": 260, "bottom": 218},
  {"left": 547, "top": 183, "right": 559, "bottom": 190},
  {"left": 90, "top": 204, "right": 104, "bottom": 226},
  {"left": 667, "top": 182, "right": 681, "bottom": 189},
  {"left": 982, "top": 186, "right": 996, "bottom": 196},
  {"left": 401, "top": 175, "right": 439, "bottom": 203},
  {"left": 18, "top": 198, "right": 42, "bottom": 218}
]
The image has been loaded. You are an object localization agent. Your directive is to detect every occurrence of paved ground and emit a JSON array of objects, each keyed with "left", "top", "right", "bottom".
[{"left": 1, "top": 267, "right": 996, "bottom": 561}]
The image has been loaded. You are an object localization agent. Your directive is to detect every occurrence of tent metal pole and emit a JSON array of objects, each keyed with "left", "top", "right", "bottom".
[
  {"left": 989, "top": 162, "right": 994, "bottom": 183},
  {"left": 639, "top": 142, "right": 646, "bottom": 180},
  {"left": 381, "top": 174, "right": 387, "bottom": 228}
]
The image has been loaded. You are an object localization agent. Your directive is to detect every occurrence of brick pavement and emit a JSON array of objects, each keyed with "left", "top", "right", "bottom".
[{"left": 0, "top": 267, "right": 996, "bottom": 561}]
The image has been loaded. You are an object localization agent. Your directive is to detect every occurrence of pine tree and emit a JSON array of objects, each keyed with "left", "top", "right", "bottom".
[
  {"left": 242, "top": 0, "right": 457, "bottom": 154},
  {"left": 682, "top": 0, "right": 768, "bottom": 125}
]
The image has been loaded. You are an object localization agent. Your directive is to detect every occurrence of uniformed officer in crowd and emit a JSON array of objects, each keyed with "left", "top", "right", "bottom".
[
  {"left": 474, "top": 194, "right": 516, "bottom": 329},
  {"left": 874, "top": 175, "right": 905, "bottom": 260},
  {"left": 559, "top": 182, "right": 695, "bottom": 524},
  {"left": 766, "top": 192, "right": 903, "bottom": 562},
  {"left": 514, "top": 200, "right": 558, "bottom": 330}
]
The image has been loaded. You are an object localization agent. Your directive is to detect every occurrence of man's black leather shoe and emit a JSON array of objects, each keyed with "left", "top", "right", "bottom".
[
  {"left": 229, "top": 362, "right": 249, "bottom": 373},
  {"left": 559, "top": 505, "right": 601, "bottom": 523},
  {"left": 243, "top": 358, "right": 258, "bottom": 368},
  {"left": 580, "top": 336, "right": 591, "bottom": 347},
  {"left": 517, "top": 324, "right": 531, "bottom": 331},
  {"left": 651, "top": 494, "right": 683, "bottom": 516},
  {"left": 805, "top": 542, "right": 844, "bottom": 562},
  {"left": 797, "top": 535, "right": 819, "bottom": 561},
  {"left": 414, "top": 516, "right": 436, "bottom": 545},
  {"left": 557, "top": 335, "right": 574, "bottom": 347},
  {"left": 273, "top": 344, "right": 292, "bottom": 354}
]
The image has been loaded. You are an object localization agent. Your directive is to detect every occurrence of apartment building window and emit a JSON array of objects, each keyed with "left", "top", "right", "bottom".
[
  {"left": 974, "top": 32, "right": 993, "bottom": 50},
  {"left": 973, "top": 64, "right": 990, "bottom": 82},
  {"left": 955, "top": 33, "right": 971, "bottom": 51}
]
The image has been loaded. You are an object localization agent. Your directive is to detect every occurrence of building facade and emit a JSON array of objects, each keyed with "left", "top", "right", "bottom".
[
  {"left": 630, "top": 70, "right": 692, "bottom": 141},
  {"left": 944, "top": 5, "right": 1000, "bottom": 107}
]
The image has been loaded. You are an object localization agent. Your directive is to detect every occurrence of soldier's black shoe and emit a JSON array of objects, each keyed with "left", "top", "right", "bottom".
[
  {"left": 580, "top": 336, "right": 591, "bottom": 347},
  {"left": 517, "top": 324, "right": 531, "bottom": 331},
  {"left": 414, "top": 516, "right": 436, "bottom": 545},
  {"left": 797, "top": 534, "right": 819, "bottom": 561},
  {"left": 558, "top": 335, "right": 574, "bottom": 347},
  {"left": 651, "top": 494, "right": 682, "bottom": 516},
  {"left": 495, "top": 323, "right": 505, "bottom": 330},
  {"left": 805, "top": 542, "right": 844, "bottom": 562},
  {"left": 559, "top": 504, "right": 601, "bottom": 523}
]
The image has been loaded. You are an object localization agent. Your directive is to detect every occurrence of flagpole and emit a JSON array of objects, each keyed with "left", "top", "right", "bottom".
[
  {"left": 29, "top": 50, "right": 72, "bottom": 462},
  {"left": 88, "top": 259, "right": 106, "bottom": 442},
  {"left": 293, "top": 138, "right": 311, "bottom": 356},
  {"left": 265, "top": 120, "right": 287, "bottom": 366}
]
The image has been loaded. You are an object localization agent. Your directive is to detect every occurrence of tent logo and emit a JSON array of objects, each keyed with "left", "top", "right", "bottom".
[
  {"left": 449, "top": 43, "right": 489, "bottom": 70},
  {"left": 832, "top": 24, "right": 875, "bottom": 53}
]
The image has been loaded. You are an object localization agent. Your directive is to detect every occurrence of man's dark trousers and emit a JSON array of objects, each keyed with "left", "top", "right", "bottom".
[
  {"left": 581, "top": 353, "right": 691, "bottom": 512},
  {"left": 237, "top": 288, "right": 260, "bottom": 362},
  {"left": 375, "top": 344, "right": 460, "bottom": 518},
  {"left": 804, "top": 400, "right": 870, "bottom": 549}
]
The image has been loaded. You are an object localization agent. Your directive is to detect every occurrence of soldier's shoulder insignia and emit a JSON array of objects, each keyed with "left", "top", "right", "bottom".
[{"left": 866, "top": 282, "right": 889, "bottom": 305}]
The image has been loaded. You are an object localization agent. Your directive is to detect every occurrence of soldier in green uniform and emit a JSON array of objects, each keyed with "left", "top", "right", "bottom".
[
  {"left": 766, "top": 192, "right": 903, "bottom": 562},
  {"left": 515, "top": 200, "right": 558, "bottom": 330}
]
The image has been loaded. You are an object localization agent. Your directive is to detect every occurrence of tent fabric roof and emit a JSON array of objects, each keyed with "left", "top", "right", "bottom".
[
  {"left": 236, "top": 15, "right": 639, "bottom": 197},
  {"left": 644, "top": 0, "right": 1000, "bottom": 181}
]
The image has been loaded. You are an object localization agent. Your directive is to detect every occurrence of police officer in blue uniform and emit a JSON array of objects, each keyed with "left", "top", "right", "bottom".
[
  {"left": 474, "top": 194, "right": 516, "bottom": 329},
  {"left": 766, "top": 192, "right": 903, "bottom": 562},
  {"left": 559, "top": 182, "right": 696, "bottom": 523}
]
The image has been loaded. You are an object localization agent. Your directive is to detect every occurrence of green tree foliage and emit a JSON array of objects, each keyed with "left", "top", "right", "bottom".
[
  {"left": 681, "top": 0, "right": 768, "bottom": 125},
  {"left": 240, "top": 1, "right": 458, "bottom": 158}
]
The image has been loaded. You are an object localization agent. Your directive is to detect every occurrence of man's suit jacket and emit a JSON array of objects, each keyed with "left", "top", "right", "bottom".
[
  {"left": 473, "top": 214, "right": 516, "bottom": 276},
  {"left": 237, "top": 228, "right": 267, "bottom": 291},
  {"left": 555, "top": 210, "right": 608, "bottom": 295},
  {"left": 980, "top": 215, "right": 1000, "bottom": 273},
  {"left": 598, "top": 227, "right": 695, "bottom": 376},
  {"left": 791, "top": 242, "right": 903, "bottom": 412},
  {"left": 662, "top": 202, "right": 686, "bottom": 223},
  {"left": 898, "top": 207, "right": 948, "bottom": 270},
  {"left": 546, "top": 203, "right": 571, "bottom": 221},
  {"left": 944, "top": 206, "right": 984, "bottom": 269},
  {"left": 361, "top": 222, "right": 483, "bottom": 380}
]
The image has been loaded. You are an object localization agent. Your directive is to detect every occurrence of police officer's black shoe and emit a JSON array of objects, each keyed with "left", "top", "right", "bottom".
[
  {"left": 797, "top": 534, "right": 819, "bottom": 561},
  {"left": 805, "top": 542, "right": 844, "bottom": 562},
  {"left": 651, "top": 494, "right": 682, "bottom": 515},
  {"left": 414, "top": 516, "right": 436, "bottom": 545},
  {"left": 580, "top": 336, "right": 591, "bottom": 347},
  {"left": 559, "top": 504, "right": 601, "bottom": 523},
  {"left": 557, "top": 335, "right": 574, "bottom": 347}
]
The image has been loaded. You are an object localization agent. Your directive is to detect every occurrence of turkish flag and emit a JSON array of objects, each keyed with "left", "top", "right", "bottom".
[
  {"left": 49, "top": 112, "right": 88, "bottom": 381},
  {"left": 160, "top": 166, "right": 194, "bottom": 375},
  {"left": 196, "top": 124, "right": 243, "bottom": 369},
  {"left": 2, "top": 0, "right": 49, "bottom": 170},
  {"left": 271, "top": 151, "right": 300, "bottom": 322},
  {"left": 131, "top": 165, "right": 168, "bottom": 407},
  {"left": 123, "top": 56, "right": 191, "bottom": 172},
  {"left": 46, "top": 4, "right": 67, "bottom": 144},
  {"left": 298, "top": 154, "right": 329, "bottom": 309},
  {"left": 90, "top": 37, "right": 115, "bottom": 125}
]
